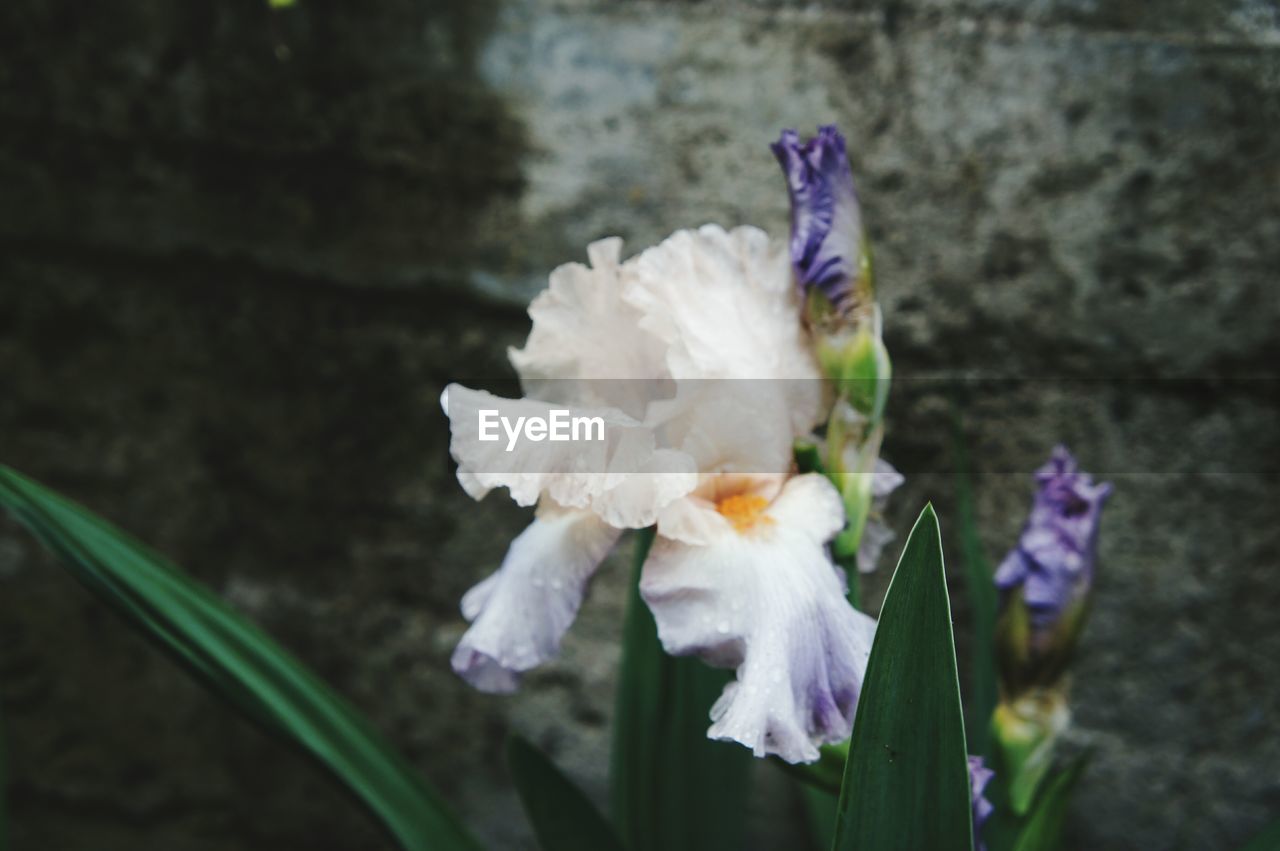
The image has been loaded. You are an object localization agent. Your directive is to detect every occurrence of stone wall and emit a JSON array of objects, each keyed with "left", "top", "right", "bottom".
[{"left": 1, "top": 1, "right": 1277, "bottom": 848}]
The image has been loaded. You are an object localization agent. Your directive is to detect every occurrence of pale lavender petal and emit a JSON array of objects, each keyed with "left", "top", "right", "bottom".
[
  {"left": 451, "top": 504, "right": 622, "bottom": 692},
  {"left": 639, "top": 475, "right": 875, "bottom": 763}
]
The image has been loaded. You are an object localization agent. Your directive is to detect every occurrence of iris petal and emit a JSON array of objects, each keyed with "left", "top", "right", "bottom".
[
  {"left": 639, "top": 475, "right": 875, "bottom": 763},
  {"left": 451, "top": 504, "right": 622, "bottom": 693}
]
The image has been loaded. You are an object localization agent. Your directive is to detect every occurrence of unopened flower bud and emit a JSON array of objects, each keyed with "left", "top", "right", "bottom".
[
  {"left": 771, "top": 125, "right": 874, "bottom": 325},
  {"left": 995, "top": 446, "right": 1112, "bottom": 692},
  {"left": 991, "top": 446, "right": 1110, "bottom": 813}
]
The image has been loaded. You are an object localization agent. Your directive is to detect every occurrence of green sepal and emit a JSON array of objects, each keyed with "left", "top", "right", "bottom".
[
  {"left": 817, "top": 326, "right": 891, "bottom": 425},
  {"left": 991, "top": 691, "right": 1071, "bottom": 816}
]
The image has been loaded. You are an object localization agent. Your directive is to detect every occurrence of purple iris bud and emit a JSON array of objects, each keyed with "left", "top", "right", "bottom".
[
  {"left": 995, "top": 446, "right": 1113, "bottom": 632},
  {"left": 969, "top": 755, "right": 995, "bottom": 851},
  {"left": 771, "top": 125, "right": 869, "bottom": 317}
]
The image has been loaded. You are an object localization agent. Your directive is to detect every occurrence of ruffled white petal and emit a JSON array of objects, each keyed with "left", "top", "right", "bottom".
[
  {"left": 510, "top": 237, "right": 670, "bottom": 416},
  {"left": 639, "top": 474, "right": 876, "bottom": 763},
  {"left": 442, "top": 384, "right": 698, "bottom": 528},
  {"left": 623, "top": 225, "right": 825, "bottom": 437},
  {"left": 644, "top": 380, "right": 800, "bottom": 480},
  {"left": 452, "top": 504, "right": 623, "bottom": 692}
]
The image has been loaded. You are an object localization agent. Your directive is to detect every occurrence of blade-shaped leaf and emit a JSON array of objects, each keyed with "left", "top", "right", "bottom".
[
  {"left": 954, "top": 417, "right": 998, "bottom": 756},
  {"left": 1009, "top": 756, "right": 1087, "bottom": 851},
  {"left": 0, "top": 465, "right": 478, "bottom": 851},
  {"left": 833, "top": 504, "right": 972, "bottom": 851},
  {"left": 507, "top": 735, "right": 624, "bottom": 851},
  {"left": 609, "top": 528, "right": 750, "bottom": 851}
]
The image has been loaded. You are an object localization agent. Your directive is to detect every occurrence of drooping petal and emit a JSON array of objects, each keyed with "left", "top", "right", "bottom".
[
  {"left": 771, "top": 126, "right": 868, "bottom": 317},
  {"left": 451, "top": 503, "right": 623, "bottom": 692},
  {"left": 639, "top": 474, "right": 875, "bottom": 763},
  {"left": 442, "top": 384, "right": 698, "bottom": 529}
]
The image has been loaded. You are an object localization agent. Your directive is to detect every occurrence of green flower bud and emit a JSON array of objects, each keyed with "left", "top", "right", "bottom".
[{"left": 812, "top": 299, "right": 890, "bottom": 421}]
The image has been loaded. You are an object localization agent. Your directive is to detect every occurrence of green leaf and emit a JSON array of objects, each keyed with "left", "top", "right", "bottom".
[
  {"left": 507, "top": 735, "right": 624, "bottom": 851},
  {"left": 0, "top": 465, "right": 479, "bottom": 851},
  {"left": 609, "top": 528, "right": 750, "bottom": 851},
  {"left": 832, "top": 504, "right": 972, "bottom": 851},
  {"left": 1009, "top": 756, "right": 1087, "bottom": 851},
  {"left": 1238, "top": 815, "right": 1280, "bottom": 851},
  {"left": 954, "top": 416, "right": 999, "bottom": 756}
]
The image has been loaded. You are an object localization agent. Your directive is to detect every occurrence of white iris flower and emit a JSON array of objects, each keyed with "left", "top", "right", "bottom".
[{"left": 441, "top": 225, "right": 877, "bottom": 763}]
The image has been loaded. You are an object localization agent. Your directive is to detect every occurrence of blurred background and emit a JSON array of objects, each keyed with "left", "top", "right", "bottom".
[{"left": 1, "top": 0, "right": 1277, "bottom": 848}]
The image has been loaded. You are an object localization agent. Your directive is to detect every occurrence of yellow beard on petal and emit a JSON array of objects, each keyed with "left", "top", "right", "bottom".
[{"left": 715, "top": 493, "right": 773, "bottom": 533}]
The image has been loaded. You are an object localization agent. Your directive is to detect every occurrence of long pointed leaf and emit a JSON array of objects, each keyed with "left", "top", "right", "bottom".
[
  {"left": 833, "top": 504, "right": 972, "bottom": 851},
  {"left": 507, "top": 735, "right": 623, "bottom": 851},
  {"left": 0, "top": 465, "right": 478, "bottom": 851},
  {"left": 954, "top": 417, "right": 998, "bottom": 755},
  {"left": 609, "top": 528, "right": 750, "bottom": 851}
]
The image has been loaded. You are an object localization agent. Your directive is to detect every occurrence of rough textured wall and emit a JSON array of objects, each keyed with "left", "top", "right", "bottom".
[{"left": 1, "top": 1, "right": 1277, "bottom": 849}]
